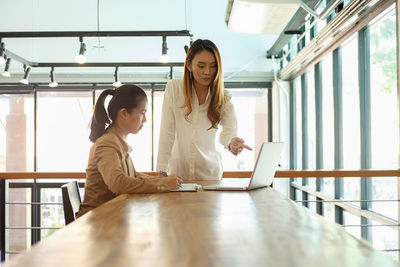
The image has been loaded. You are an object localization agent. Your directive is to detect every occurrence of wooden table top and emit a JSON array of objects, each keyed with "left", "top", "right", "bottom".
[{"left": 5, "top": 181, "right": 398, "bottom": 267}]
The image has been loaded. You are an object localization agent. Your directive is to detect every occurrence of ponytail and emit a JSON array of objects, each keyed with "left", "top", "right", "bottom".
[{"left": 89, "top": 89, "right": 114, "bottom": 142}]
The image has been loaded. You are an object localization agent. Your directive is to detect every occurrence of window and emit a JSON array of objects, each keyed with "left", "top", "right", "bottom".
[
  {"left": 307, "top": 68, "right": 316, "bottom": 189},
  {"left": 295, "top": 78, "right": 302, "bottom": 171},
  {"left": 372, "top": 222, "right": 398, "bottom": 261},
  {"left": 41, "top": 188, "right": 64, "bottom": 239},
  {"left": 36, "top": 91, "right": 92, "bottom": 173},
  {"left": 6, "top": 188, "right": 32, "bottom": 261},
  {"left": 0, "top": 94, "right": 34, "bottom": 173},
  {"left": 321, "top": 56, "right": 334, "bottom": 170},
  {"left": 323, "top": 202, "right": 335, "bottom": 223},
  {"left": 220, "top": 89, "right": 268, "bottom": 171},
  {"left": 344, "top": 211, "right": 361, "bottom": 239},
  {"left": 369, "top": 8, "right": 398, "bottom": 220},
  {"left": 1, "top": 94, "right": 34, "bottom": 260},
  {"left": 342, "top": 34, "right": 361, "bottom": 204},
  {"left": 321, "top": 55, "right": 334, "bottom": 196}
]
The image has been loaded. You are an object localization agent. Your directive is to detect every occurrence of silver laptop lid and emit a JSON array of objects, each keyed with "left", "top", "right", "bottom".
[{"left": 248, "top": 142, "right": 283, "bottom": 190}]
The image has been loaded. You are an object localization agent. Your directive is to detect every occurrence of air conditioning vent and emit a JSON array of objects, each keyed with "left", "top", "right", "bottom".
[{"left": 225, "top": 0, "right": 301, "bottom": 34}]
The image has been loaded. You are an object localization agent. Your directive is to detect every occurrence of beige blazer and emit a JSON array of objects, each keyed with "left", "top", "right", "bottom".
[{"left": 77, "top": 127, "right": 170, "bottom": 217}]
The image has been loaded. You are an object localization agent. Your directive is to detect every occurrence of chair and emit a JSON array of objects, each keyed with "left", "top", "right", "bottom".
[{"left": 61, "top": 181, "right": 82, "bottom": 225}]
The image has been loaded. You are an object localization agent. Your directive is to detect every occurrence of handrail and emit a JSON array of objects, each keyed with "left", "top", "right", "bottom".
[{"left": 0, "top": 169, "right": 399, "bottom": 179}]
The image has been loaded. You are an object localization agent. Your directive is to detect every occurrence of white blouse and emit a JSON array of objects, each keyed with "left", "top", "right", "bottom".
[{"left": 156, "top": 78, "right": 237, "bottom": 180}]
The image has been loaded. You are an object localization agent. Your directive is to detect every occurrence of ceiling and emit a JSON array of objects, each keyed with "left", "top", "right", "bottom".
[{"left": 0, "top": 0, "right": 281, "bottom": 84}]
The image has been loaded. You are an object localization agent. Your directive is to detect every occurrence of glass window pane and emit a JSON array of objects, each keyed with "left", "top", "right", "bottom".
[
  {"left": 344, "top": 211, "right": 361, "bottom": 239},
  {"left": 7, "top": 188, "right": 32, "bottom": 258},
  {"left": 308, "top": 195, "right": 316, "bottom": 213},
  {"left": 342, "top": 34, "right": 361, "bottom": 207},
  {"left": 321, "top": 53, "right": 335, "bottom": 196},
  {"left": 343, "top": 177, "right": 360, "bottom": 206},
  {"left": 295, "top": 78, "right": 302, "bottom": 171},
  {"left": 305, "top": 19, "right": 311, "bottom": 45},
  {"left": 316, "top": 1, "right": 327, "bottom": 34},
  {"left": 322, "top": 177, "right": 334, "bottom": 197},
  {"left": 295, "top": 189, "right": 302, "bottom": 202},
  {"left": 41, "top": 188, "right": 64, "bottom": 240},
  {"left": 220, "top": 88, "right": 268, "bottom": 171},
  {"left": 289, "top": 36, "right": 298, "bottom": 60},
  {"left": 307, "top": 68, "right": 316, "bottom": 189},
  {"left": 321, "top": 55, "right": 334, "bottom": 170},
  {"left": 0, "top": 94, "right": 34, "bottom": 174},
  {"left": 323, "top": 202, "right": 335, "bottom": 223},
  {"left": 342, "top": 34, "right": 360, "bottom": 170},
  {"left": 369, "top": 8, "right": 398, "bottom": 221},
  {"left": 5, "top": 229, "right": 31, "bottom": 261},
  {"left": 37, "top": 91, "right": 93, "bottom": 174},
  {"left": 282, "top": 44, "right": 289, "bottom": 68},
  {"left": 370, "top": 8, "right": 398, "bottom": 169},
  {"left": 372, "top": 222, "right": 398, "bottom": 262},
  {"left": 371, "top": 177, "right": 398, "bottom": 220}
]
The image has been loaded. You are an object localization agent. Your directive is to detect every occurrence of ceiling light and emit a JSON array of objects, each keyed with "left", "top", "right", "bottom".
[
  {"left": 159, "top": 36, "right": 170, "bottom": 63},
  {"left": 1, "top": 58, "right": 11, "bottom": 77},
  {"left": 225, "top": 0, "right": 301, "bottom": 34},
  {"left": 112, "top": 66, "right": 122, "bottom": 87},
  {"left": 49, "top": 67, "right": 58, "bottom": 87},
  {"left": 20, "top": 66, "right": 31, "bottom": 85},
  {"left": 75, "top": 37, "right": 87, "bottom": 64},
  {"left": 0, "top": 42, "right": 5, "bottom": 65}
]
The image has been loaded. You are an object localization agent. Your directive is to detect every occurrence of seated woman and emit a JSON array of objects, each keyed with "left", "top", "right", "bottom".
[{"left": 77, "top": 84, "right": 182, "bottom": 217}]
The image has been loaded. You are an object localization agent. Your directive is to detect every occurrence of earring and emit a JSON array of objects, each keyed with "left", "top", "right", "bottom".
[{"left": 189, "top": 71, "right": 193, "bottom": 80}]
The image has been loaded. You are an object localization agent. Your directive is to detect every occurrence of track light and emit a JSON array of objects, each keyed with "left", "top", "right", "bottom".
[
  {"left": 75, "top": 37, "right": 87, "bottom": 64},
  {"left": 112, "top": 66, "right": 122, "bottom": 87},
  {"left": 49, "top": 67, "right": 58, "bottom": 87},
  {"left": 159, "top": 36, "right": 170, "bottom": 63},
  {"left": 1, "top": 57, "right": 11, "bottom": 77},
  {"left": 20, "top": 65, "right": 31, "bottom": 85},
  {"left": 0, "top": 42, "right": 5, "bottom": 65}
]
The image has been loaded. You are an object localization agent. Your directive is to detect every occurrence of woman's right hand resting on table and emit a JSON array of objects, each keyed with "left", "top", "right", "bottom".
[{"left": 164, "top": 174, "right": 183, "bottom": 189}]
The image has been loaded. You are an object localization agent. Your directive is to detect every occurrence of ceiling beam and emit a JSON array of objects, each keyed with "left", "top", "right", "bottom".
[{"left": 0, "top": 30, "right": 192, "bottom": 38}]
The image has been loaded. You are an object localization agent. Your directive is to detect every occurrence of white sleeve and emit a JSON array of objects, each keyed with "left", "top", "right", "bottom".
[
  {"left": 219, "top": 90, "right": 237, "bottom": 149},
  {"left": 156, "top": 81, "right": 176, "bottom": 172}
]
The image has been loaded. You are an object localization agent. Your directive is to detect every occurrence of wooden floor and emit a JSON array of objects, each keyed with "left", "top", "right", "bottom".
[{"left": 4, "top": 181, "right": 398, "bottom": 267}]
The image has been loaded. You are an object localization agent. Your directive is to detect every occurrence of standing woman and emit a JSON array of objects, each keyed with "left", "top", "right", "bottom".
[
  {"left": 78, "top": 85, "right": 182, "bottom": 217},
  {"left": 157, "top": 39, "right": 252, "bottom": 180}
]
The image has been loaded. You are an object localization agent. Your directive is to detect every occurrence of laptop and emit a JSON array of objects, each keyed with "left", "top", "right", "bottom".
[{"left": 203, "top": 142, "right": 283, "bottom": 191}]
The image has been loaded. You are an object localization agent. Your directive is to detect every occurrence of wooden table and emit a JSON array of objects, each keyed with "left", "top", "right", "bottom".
[{"left": 5, "top": 181, "right": 398, "bottom": 267}]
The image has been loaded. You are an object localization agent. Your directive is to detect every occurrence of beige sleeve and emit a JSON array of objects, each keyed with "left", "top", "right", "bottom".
[{"left": 94, "top": 141, "right": 171, "bottom": 194}]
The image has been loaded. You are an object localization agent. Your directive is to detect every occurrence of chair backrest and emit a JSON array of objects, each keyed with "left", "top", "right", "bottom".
[{"left": 61, "top": 181, "right": 82, "bottom": 225}]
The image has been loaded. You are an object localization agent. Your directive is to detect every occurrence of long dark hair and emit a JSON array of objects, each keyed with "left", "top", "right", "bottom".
[
  {"left": 89, "top": 84, "right": 147, "bottom": 142},
  {"left": 182, "top": 39, "right": 225, "bottom": 129}
]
